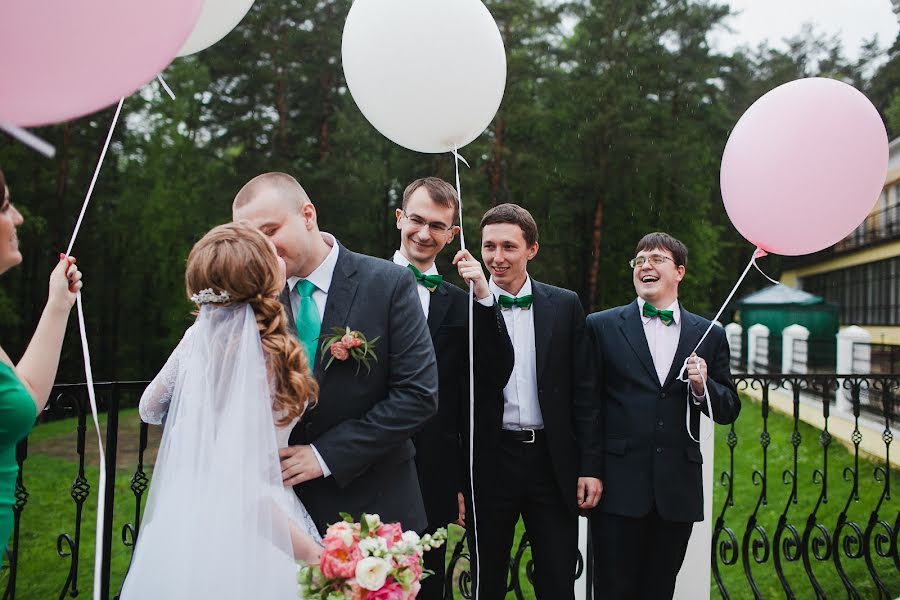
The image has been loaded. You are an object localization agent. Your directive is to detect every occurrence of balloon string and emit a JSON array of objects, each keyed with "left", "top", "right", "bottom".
[
  {"left": 677, "top": 247, "right": 767, "bottom": 441},
  {"left": 156, "top": 75, "right": 176, "bottom": 101},
  {"left": 0, "top": 122, "right": 56, "bottom": 158},
  {"left": 62, "top": 96, "right": 122, "bottom": 600},
  {"left": 452, "top": 145, "right": 480, "bottom": 600},
  {"left": 65, "top": 98, "right": 123, "bottom": 256}
]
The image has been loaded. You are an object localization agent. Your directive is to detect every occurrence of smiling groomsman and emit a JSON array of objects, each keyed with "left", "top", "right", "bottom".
[
  {"left": 586, "top": 232, "right": 741, "bottom": 599},
  {"left": 468, "top": 203, "right": 601, "bottom": 599},
  {"left": 392, "top": 177, "right": 513, "bottom": 600}
]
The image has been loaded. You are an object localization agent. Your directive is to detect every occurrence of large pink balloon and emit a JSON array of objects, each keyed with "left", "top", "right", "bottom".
[
  {"left": 0, "top": 1, "right": 204, "bottom": 127},
  {"left": 721, "top": 78, "right": 888, "bottom": 256}
]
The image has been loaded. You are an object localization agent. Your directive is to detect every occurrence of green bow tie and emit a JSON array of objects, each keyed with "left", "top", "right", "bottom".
[
  {"left": 642, "top": 302, "right": 674, "bottom": 326},
  {"left": 498, "top": 294, "right": 534, "bottom": 310},
  {"left": 407, "top": 264, "right": 443, "bottom": 292}
]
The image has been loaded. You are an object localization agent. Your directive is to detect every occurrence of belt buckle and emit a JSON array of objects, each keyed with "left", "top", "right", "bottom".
[{"left": 523, "top": 428, "right": 536, "bottom": 444}]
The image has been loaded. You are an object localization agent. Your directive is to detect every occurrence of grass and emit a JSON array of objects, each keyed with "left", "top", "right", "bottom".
[
  {"left": 712, "top": 394, "right": 900, "bottom": 599},
  {"left": 3, "top": 398, "right": 898, "bottom": 599}
]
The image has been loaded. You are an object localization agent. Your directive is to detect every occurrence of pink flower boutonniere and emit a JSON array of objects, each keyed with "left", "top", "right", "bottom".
[{"left": 321, "top": 326, "right": 380, "bottom": 374}]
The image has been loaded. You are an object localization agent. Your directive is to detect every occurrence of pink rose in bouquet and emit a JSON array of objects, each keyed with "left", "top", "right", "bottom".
[
  {"left": 366, "top": 580, "right": 405, "bottom": 600},
  {"left": 376, "top": 522, "right": 403, "bottom": 548},
  {"left": 320, "top": 534, "right": 363, "bottom": 580},
  {"left": 330, "top": 340, "right": 350, "bottom": 361}
]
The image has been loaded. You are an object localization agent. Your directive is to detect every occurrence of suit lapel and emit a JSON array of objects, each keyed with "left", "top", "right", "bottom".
[
  {"left": 426, "top": 283, "right": 451, "bottom": 337},
  {"left": 532, "top": 281, "right": 555, "bottom": 383},
  {"left": 618, "top": 300, "right": 660, "bottom": 385},
  {"left": 279, "top": 284, "right": 296, "bottom": 334},
  {"left": 663, "top": 306, "right": 704, "bottom": 389},
  {"left": 316, "top": 245, "right": 359, "bottom": 380}
]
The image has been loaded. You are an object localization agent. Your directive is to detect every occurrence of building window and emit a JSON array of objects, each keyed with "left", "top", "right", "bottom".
[{"left": 801, "top": 257, "right": 900, "bottom": 326}]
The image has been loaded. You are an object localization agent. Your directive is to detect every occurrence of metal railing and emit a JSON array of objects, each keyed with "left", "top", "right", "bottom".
[{"left": 3, "top": 374, "right": 899, "bottom": 599}]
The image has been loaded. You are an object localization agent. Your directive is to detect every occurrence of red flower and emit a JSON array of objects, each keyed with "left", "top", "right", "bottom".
[{"left": 330, "top": 340, "right": 350, "bottom": 361}]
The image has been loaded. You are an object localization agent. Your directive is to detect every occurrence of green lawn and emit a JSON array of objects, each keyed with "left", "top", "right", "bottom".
[{"left": 3, "top": 399, "right": 898, "bottom": 599}]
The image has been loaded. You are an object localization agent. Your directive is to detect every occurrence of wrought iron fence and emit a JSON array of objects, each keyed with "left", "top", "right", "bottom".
[{"left": 3, "top": 374, "right": 899, "bottom": 599}]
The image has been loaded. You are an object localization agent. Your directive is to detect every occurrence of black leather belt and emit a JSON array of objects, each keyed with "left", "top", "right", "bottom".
[{"left": 500, "top": 428, "right": 545, "bottom": 444}]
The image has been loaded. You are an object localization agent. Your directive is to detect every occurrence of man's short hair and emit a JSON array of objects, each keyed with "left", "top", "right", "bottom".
[
  {"left": 635, "top": 232, "right": 688, "bottom": 267},
  {"left": 479, "top": 203, "right": 539, "bottom": 247},
  {"left": 233, "top": 172, "right": 310, "bottom": 211},
  {"left": 402, "top": 177, "right": 460, "bottom": 224}
]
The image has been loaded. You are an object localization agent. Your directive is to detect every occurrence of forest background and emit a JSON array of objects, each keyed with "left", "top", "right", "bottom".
[{"left": 0, "top": 0, "right": 898, "bottom": 382}]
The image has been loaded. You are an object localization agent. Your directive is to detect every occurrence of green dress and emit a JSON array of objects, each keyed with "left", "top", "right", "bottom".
[{"left": 0, "top": 361, "right": 35, "bottom": 551}]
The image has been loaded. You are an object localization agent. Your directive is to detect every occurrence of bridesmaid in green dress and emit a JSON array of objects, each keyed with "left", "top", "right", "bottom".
[{"left": 0, "top": 166, "right": 83, "bottom": 552}]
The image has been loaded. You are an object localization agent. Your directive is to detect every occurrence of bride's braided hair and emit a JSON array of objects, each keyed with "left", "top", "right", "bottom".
[{"left": 185, "top": 222, "right": 318, "bottom": 425}]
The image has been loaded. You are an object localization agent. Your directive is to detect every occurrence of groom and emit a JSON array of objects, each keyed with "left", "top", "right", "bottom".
[{"left": 233, "top": 172, "right": 438, "bottom": 535}]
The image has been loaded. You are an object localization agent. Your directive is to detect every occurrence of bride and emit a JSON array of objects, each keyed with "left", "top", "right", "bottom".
[{"left": 120, "top": 222, "right": 322, "bottom": 599}]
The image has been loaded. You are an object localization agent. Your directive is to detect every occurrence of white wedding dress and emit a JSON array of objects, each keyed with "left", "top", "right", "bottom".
[{"left": 120, "top": 304, "right": 320, "bottom": 599}]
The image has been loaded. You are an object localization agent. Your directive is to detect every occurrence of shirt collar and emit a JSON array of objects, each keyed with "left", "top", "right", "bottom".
[
  {"left": 637, "top": 297, "right": 680, "bottom": 325},
  {"left": 490, "top": 274, "right": 532, "bottom": 299},
  {"left": 288, "top": 232, "right": 339, "bottom": 294},
  {"left": 392, "top": 250, "right": 439, "bottom": 276}
]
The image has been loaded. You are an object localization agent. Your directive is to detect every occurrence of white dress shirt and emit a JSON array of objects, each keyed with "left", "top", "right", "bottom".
[
  {"left": 286, "top": 232, "right": 340, "bottom": 478},
  {"left": 637, "top": 297, "right": 681, "bottom": 387},
  {"left": 491, "top": 277, "right": 543, "bottom": 430}
]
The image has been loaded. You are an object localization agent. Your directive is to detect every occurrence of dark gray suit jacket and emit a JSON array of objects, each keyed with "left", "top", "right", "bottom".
[
  {"left": 586, "top": 300, "right": 740, "bottom": 522},
  {"left": 282, "top": 242, "right": 439, "bottom": 534}
]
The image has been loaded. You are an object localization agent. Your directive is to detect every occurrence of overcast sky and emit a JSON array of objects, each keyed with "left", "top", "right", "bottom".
[{"left": 709, "top": 0, "right": 899, "bottom": 61}]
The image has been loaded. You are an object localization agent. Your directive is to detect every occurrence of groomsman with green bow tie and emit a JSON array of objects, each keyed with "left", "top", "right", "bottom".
[
  {"left": 586, "top": 232, "right": 740, "bottom": 599},
  {"left": 470, "top": 203, "right": 602, "bottom": 599},
  {"left": 391, "top": 177, "right": 513, "bottom": 600}
]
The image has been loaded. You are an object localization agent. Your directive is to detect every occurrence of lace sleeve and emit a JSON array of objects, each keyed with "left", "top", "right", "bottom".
[{"left": 139, "top": 326, "right": 195, "bottom": 424}]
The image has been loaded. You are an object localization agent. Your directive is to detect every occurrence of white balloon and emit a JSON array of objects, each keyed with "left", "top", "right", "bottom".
[
  {"left": 178, "top": 0, "right": 255, "bottom": 57},
  {"left": 342, "top": 0, "right": 507, "bottom": 154}
]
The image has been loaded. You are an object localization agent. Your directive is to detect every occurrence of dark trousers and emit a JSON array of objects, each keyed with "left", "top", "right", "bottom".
[
  {"left": 419, "top": 524, "right": 449, "bottom": 600},
  {"left": 466, "top": 437, "right": 577, "bottom": 600},
  {"left": 591, "top": 509, "right": 693, "bottom": 600}
]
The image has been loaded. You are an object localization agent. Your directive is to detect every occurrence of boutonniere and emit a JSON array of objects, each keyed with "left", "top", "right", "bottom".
[{"left": 320, "top": 326, "right": 380, "bottom": 374}]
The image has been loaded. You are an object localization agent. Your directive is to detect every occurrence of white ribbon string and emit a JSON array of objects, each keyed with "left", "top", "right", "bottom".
[
  {"left": 62, "top": 97, "right": 123, "bottom": 600},
  {"left": 0, "top": 122, "right": 56, "bottom": 158},
  {"left": 77, "top": 295, "right": 105, "bottom": 600},
  {"left": 65, "top": 98, "right": 124, "bottom": 256},
  {"left": 677, "top": 247, "right": 767, "bottom": 442},
  {"left": 452, "top": 145, "right": 480, "bottom": 600},
  {"left": 156, "top": 74, "right": 176, "bottom": 101}
]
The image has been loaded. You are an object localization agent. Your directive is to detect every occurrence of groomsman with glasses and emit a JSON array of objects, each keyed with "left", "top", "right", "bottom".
[
  {"left": 587, "top": 232, "right": 740, "bottom": 599},
  {"left": 392, "top": 177, "right": 513, "bottom": 600},
  {"left": 469, "top": 203, "right": 602, "bottom": 599}
]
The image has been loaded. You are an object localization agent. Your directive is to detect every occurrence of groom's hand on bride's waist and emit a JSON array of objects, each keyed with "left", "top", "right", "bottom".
[{"left": 280, "top": 445, "right": 325, "bottom": 486}]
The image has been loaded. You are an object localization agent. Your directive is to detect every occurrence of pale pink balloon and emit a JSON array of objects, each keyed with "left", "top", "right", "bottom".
[
  {"left": 0, "top": 1, "right": 204, "bottom": 127},
  {"left": 720, "top": 77, "right": 888, "bottom": 256}
]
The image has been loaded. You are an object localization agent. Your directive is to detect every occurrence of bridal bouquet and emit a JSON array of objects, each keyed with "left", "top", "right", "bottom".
[{"left": 298, "top": 513, "right": 447, "bottom": 600}]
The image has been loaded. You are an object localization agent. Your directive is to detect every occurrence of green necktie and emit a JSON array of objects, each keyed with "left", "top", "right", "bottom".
[
  {"left": 498, "top": 294, "right": 534, "bottom": 310},
  {"left": 407, "top": 264, "right": 443, "bottom": 292},
  {"left": 294, "top": 279, "right": 322, "bottom": 368},
  {"left": 642, "top": 302, "right": 674, "bottom": 326}
]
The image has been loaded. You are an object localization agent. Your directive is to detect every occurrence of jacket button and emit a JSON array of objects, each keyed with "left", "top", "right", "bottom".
[
  {"left": 657, "top": 420, "right": 664, "bottom": 427},
  {"left": 656, "top": 447, "right": 662, "bottom": 454},
  {"left": 660, "top": 392, "right": 666, "bottom": 399}
]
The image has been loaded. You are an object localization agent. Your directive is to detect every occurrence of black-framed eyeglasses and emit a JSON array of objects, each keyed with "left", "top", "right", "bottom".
[
  {"left": 629, "top": 254, "right": 675, "bottom": 269},
  {"left": 402, "top": 210, "right": 455, "bottom": 235}
]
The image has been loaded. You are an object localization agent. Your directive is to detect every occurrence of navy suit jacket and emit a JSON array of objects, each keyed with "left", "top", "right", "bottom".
[
  {"left": 586, "top": 300, "right": 740, "bottom": 522},
  {"left": 283, "top": 243, "right": 438, "bottom": 534}
]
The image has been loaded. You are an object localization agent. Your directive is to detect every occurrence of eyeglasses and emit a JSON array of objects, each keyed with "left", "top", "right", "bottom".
[
  {"left": 402, "top": 210, "right": 455, "bottom": 235},
  {"left": 629, "top": 254, "right": 675, "bottom": 269}
]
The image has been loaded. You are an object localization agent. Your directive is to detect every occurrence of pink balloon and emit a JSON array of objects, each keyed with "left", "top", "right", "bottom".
[
  {"left": 0, "top": 1, "right": 204, "bottom": 127},
  {"left": 720, "top": 78, "right": 888, "bottom": 256}
]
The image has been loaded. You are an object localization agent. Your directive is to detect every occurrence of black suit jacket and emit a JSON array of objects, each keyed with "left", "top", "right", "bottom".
[
  {"left": 283, "top": 243, "right": 439, "bottom": 534},
  {"left": 471, "top": 279, "right": 600, "bottom": 513},
  {"left": 586, "top": 300, "right": 740, "bottom": 522},
  {"left": 414, "top": 280, "right": 513, "bottom": 527}
]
